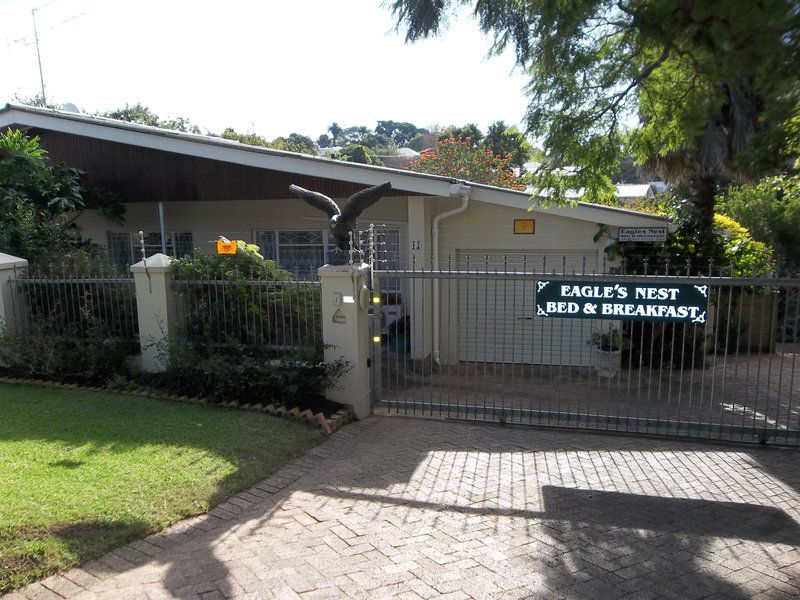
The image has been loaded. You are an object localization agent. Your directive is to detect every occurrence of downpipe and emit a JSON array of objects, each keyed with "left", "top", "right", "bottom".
[{"left": 432, "top": 184, "right": 471, "bottom": 366}]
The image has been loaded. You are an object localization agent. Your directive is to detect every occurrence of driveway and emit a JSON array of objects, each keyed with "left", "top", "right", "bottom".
[{"left": 8, "top": 417, "right": 800, "bottom": 600}]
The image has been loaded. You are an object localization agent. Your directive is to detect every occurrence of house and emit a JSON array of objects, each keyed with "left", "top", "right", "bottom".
[
  {"left": 0, "top": 103, "right": 672, "bottom": 366},
  {"left": 615, "top": 183, "right": 663, "bottom": 203}
]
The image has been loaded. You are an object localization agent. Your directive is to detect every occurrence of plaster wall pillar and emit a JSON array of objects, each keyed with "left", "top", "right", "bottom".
[
  {"left": 318, "top": 263, "right": 372, "bottom": 419},
  {"left": 130, "top": 253, "right": 177, "bottom": 372}
]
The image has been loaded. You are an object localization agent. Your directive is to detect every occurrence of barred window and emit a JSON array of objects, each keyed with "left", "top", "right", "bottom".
[
  {"left": 255, "top": 229, "right": 326, "bottom": 278},
  {"left": 105, "top": 231, "right": 194, "bottom": 268}
]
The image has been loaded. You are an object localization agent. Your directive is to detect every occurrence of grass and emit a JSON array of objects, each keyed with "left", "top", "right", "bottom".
[{"left": 0, "top": 383, "right": 324, "bottom": 592}]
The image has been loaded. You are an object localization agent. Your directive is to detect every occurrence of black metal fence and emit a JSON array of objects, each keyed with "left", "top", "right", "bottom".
[
  {"left": 7, "top": 262, "right": 139, "bottom": 343},
  {"left": 372, "top": 256, "right": 800, "bottom": 446},
  {"left": 173, "top": 267, "right": 322, "bottom": 356}
]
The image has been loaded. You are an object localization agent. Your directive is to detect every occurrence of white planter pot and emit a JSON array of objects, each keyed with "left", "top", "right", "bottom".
[{"left": 592, "top": 347, "right": 622, "bottom": 378}]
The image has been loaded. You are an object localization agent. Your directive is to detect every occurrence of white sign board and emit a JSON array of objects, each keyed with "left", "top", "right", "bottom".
[{"left": 618, "top": 227, "right": 668, "bottom": 242}]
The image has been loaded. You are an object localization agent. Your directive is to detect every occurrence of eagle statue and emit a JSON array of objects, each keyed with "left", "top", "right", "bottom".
[{"left": 288, "top": 181, "right": 392, "bottom": 265}]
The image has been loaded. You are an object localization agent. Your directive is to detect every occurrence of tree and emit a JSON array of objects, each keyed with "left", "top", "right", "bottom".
[
  {"left": 437, "top": 124, "right": 483, "bottom": 147},
  {"left": 12, "top": 93, "right": 50, "bottom": 108},
  {"left": 220, "top": 128, "right": 270, "bottom": 147},
  {"left": 341, "top": 126, "right": 372, "bottom": 145},
  {"left": 333, "top": 144, "right": 381, "bottom": 165},
  {"left": 317, "top": 133, "right": 332, "bottom": 148},
  {"left": 483, "top": 121, "right": 533, "bottom": 174},
  {"left": 390, "top": 0, "right": 799, "bottom": 245},
  {"left": 406, "top": 132, "right": 439, "bottom": 152},
  {"left": 0, "top": 129, "right": 125, "bottom": 262},
  {"left": 102, "top": 103, "right": 201, "bottom": 134},
  {"left": 376, "top": 120, "right": 427, "bottom": 146},
  {"left": 409, "top": 136, "right": 524, "bottom": 189},
  {"left": 270, "top": 133, "right": 318, "bottom": 155},
  {"left": 221, "top": 129, "right": 317, "bottom": 155},
  {"left": 327, "top": 122, "right": 343, "bottom": 146}
]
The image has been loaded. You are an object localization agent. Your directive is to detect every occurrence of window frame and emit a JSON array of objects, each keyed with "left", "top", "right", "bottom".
[{"left": 105, "top": 230, "right": 194, "bottom": 268}]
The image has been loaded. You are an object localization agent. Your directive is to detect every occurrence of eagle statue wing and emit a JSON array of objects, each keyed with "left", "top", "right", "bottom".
[
  {"left": 340, "top": 182, "right": 392, "bottom": 223},
  {"left": 289, "top": 185, "right": 340, "bottom": 219}
]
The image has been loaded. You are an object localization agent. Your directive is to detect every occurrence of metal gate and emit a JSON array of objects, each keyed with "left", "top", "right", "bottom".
[{"left": 370, "top": 259, "right": 800, "bottom": 446}]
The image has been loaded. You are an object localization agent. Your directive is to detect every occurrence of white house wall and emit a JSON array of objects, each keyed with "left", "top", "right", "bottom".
[
  {"left": 434, "top": 200, "right": 608, "bottom": 367},
  {"left": 74, "top": 195, "right": 410, "bottom": 255}
]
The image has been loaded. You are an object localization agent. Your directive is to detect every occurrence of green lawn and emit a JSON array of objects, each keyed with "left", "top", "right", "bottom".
[{"left": 0, "top": 383, "right": 324, "bottom": 592}]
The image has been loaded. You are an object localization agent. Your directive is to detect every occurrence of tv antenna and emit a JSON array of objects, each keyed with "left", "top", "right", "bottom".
[{"left": 8, "top": 1, "right": 85, "bottom": 106}]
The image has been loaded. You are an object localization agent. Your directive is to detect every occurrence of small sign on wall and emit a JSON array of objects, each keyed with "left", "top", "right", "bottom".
[
  {"left": 217, "top": 240, "right": 237, "bottom": 254},
  {"left": 514, "top": 219, "right": 535, "bottom": 234},
  {"left": 618, "top": 227, "right": 667, "bottom": 242}
]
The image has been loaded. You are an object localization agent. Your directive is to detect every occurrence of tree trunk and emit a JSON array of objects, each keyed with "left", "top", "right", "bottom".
[{"left": 688, "top": 174, "right": 717, "bottom": 250}]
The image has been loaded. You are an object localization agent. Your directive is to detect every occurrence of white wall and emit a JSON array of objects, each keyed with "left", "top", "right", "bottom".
[
  {"left": 74, "top": 195, "right": 410, "bottom": 252},
  {"left": 438, "top": 200, "right": 604, "bottom": 265},
  {"left": 433, "top": 199, "right": 609, "bottom": 366}
]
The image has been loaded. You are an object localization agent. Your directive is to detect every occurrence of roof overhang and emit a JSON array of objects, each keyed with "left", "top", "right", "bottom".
[
  {"left": 468, "top": 184, "right": 674, "bottom": 229},
  {"left": 0, "top": 104, "right": 453, "bottom": 197}
]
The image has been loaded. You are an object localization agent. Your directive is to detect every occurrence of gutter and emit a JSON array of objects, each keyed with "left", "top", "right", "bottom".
[{"left": 432, "top": 183, "right": 472, "bottom": 365}]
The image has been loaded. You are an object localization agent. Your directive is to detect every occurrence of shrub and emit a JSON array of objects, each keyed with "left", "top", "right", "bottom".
[
  {"left": 0, "top": 313, "right": 136, "bottom": 384},
  {"left": 172, "top": 242, "right": 321, "bottom": 352},
  {"left": 150, "top": 344, "right": 348, "bottom": 409},
  {"left": 717, "top": 176, "right": 800, "bottom": 272},
  {"left": 605, "top": 192, "right": 774, "bottom": 276}
]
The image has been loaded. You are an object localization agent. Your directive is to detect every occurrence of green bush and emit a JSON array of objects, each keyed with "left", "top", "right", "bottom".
[
  {"left": 172, "top": 242, "right": 321, "bottom": 353},
  {"left": 718, "top": 175, "right": 800, "bottom": 272},
  {"left": 0, "top": 315, "right": 136, "bottom": 384},
  {"left": 149, "top": 344, "right": 348, "bottom": 408},
  {"left": 604, "top": 192, "right": 774, "bottom": 276},
  {"left": 160, "top": 244, "right": 342, "bottom": 408}
]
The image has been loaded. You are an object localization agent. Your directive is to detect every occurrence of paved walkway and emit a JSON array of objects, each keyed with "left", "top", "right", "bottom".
[{"left": 7, "top": 417, "right": 800, "bottom": 600}]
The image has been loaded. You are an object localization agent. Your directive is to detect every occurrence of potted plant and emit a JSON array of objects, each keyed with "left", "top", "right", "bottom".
[{"left": 587, "top": 328, "right": 627, "bottom": 378}]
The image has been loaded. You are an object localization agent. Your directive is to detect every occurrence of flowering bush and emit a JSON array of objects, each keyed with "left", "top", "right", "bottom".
[{"left": 408, "top": 137, "right": 525, "bottom": 190}]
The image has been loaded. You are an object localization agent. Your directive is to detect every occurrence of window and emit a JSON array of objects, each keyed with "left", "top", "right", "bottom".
[
  {"left": 255, "top": 229, "right": 326, "bottom": 278},
  {"left": 106, "top": 231, "right": 194, "bottom": 268},
  {"left": 255, "top": 227, "right": 403, "bottom": 280}
]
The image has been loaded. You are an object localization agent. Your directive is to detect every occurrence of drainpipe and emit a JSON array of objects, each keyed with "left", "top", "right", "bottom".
[
  {"left": 157, "top": 202, "right": 166, "bottom": 254},
  {"left": 432, "top": 183, "right": 471, "bottom": 365}
]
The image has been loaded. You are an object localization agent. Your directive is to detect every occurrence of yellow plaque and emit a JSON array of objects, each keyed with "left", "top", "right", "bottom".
[
  {"left": 217, "top": 240, "right": 237, "bottom": 254},
  {"left": 514, "top": 219, "right": 535, "bottom": 234}
]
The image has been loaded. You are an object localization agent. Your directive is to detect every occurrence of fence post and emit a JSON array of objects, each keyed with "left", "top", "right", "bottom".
[
  {"left": 130, "top": 253, "right": 177, "bottom": 372},
  {"left": 318, "top": 263, "right": 372, "bottom": 419},
  {"left": 0, "top": 252, "right": 27, "bottom": 334}
]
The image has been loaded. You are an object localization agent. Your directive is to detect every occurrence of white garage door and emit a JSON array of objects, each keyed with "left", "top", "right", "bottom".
[{"left": 457, "top": 251, "right": 599, "bottom": 366}]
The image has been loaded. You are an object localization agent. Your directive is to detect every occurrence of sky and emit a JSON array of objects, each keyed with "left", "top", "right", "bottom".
[{"left": 0, "top": 0, "right": 532, "bottom": 140}]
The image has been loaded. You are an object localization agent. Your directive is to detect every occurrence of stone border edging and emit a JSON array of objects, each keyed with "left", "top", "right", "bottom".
[{"left": 0, "top": 376, "right": 355, "bottom": 435}]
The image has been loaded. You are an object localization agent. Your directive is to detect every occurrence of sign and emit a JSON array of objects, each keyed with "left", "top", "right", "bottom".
[
  {"left": 618, "top": 227, "right": 668, "bottom": 242},
  {"left": 217, "top": 240, "right": 236, "bottom": 255},
  {"left": 535, "top": 280, "right": 708, "bottom": 323},
  {"left": 514, "top": 219, "right": 535, "bottom": 234}
]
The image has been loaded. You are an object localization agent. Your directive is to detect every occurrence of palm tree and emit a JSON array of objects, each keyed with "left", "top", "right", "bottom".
[{"left": 327, "top": 122, "right": 343, "bottom": 147}]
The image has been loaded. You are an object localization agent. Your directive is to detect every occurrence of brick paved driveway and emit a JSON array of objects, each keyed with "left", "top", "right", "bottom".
[{"left": 8, "top": 417, "right": 800, "bottom": 600}]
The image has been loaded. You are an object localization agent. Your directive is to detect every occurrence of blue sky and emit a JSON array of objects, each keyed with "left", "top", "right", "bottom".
[{"left": 1, "top": 0, "right": 532, "bottom": 140}]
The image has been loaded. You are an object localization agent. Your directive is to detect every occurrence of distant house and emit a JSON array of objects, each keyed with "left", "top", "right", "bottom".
[
  {"left": 379, "top": 147, "right": 420, "bottom": 170},
  {"left": 615, "top": 183, "right": 659, "bottom": 203}
]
